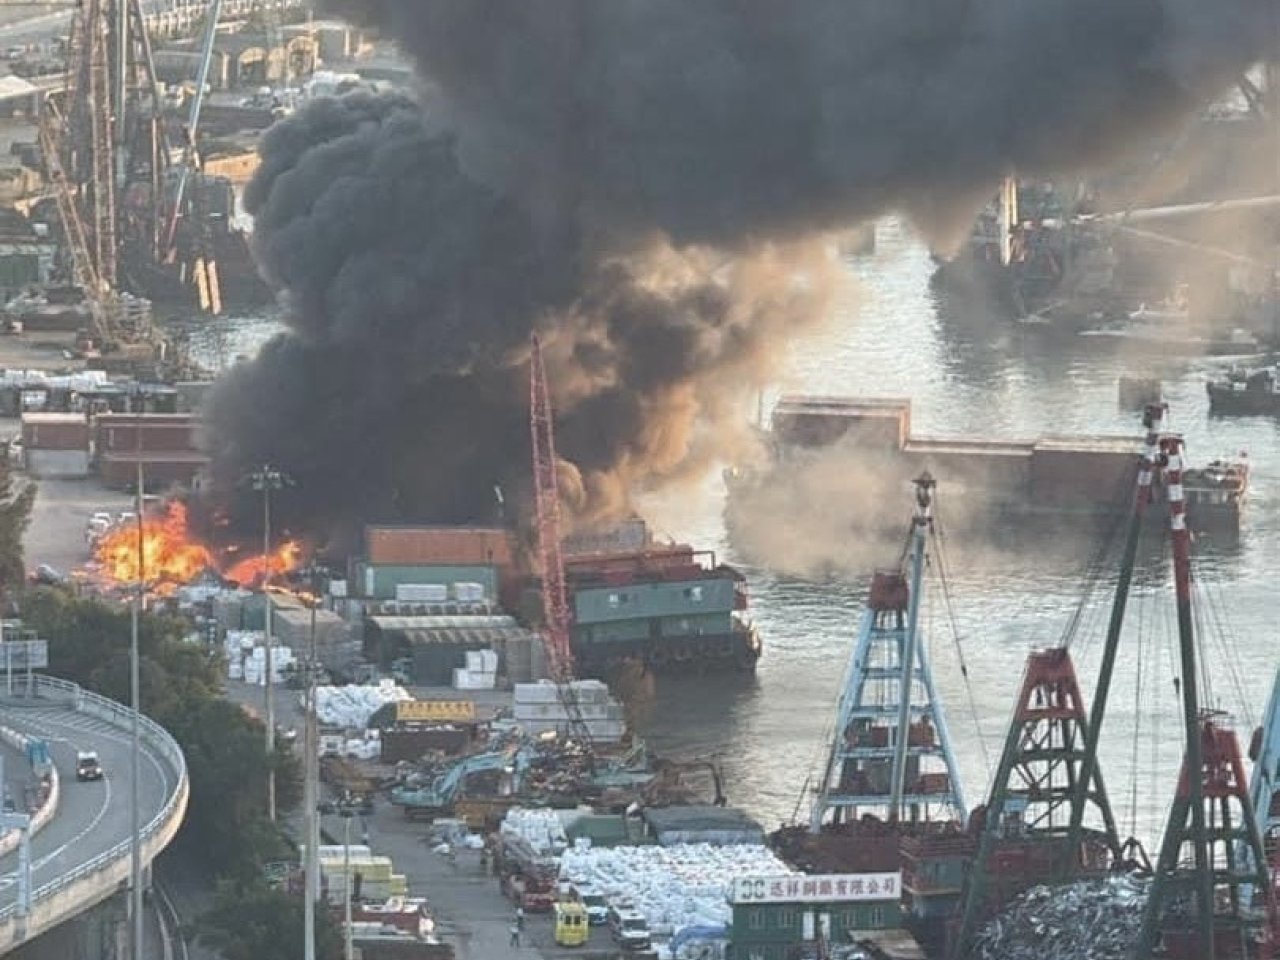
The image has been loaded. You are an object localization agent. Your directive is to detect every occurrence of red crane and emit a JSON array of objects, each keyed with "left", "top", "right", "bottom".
[
  {"left": 529, "top": 333, "right": 574, "bottom": 679},
  {"left": 529, "top": 334, "right": 595, "bottom": 755}
]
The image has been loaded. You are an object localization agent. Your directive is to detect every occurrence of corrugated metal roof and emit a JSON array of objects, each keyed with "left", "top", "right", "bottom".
[
  {"left": 20, "top": 413, "right": 86, "bottom": 425},
  {"left": 642, "top": 805, "right": 763, "bottom": 833},
  {"left": 399, "top": 625, "right": 538, "bottom": 646},
  {"left": 369, "top": 615, "right": 517, "bottom": 630}
]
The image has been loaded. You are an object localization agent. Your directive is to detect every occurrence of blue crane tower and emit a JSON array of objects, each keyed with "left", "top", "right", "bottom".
[{"left": 809, "top": 473, "right": 967, "bottom": 832}]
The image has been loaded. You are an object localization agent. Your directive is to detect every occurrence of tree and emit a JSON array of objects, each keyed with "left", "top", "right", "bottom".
[
  {"left": 0, "top": 451, "right": 35, "bottom": 590},
  {"left": 20, "top": 587, "right": 301, "bottom": 877},
  {"left": 196, "top": 880, "right": 343, "bottom": 960}
]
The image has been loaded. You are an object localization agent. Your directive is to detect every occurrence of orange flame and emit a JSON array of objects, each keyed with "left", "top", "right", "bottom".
[
  {"left": 224, "top": 541, "right": 304, "bottom": 588},
  {"left": 92, "top": 501, "right": 302, "bottom": 590}
]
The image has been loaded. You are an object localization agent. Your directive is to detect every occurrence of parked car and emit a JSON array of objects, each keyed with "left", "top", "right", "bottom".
[
  {"left": 607, "top": 904, "right": 651, "bottom": 952},
  {"left": 570, "top": 882, "right": 609, "bottom": 925}
]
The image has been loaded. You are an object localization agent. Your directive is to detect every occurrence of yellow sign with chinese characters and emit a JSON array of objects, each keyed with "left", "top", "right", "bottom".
[{"left": 395, "top": 699, "right": 476, "bottom": 723}]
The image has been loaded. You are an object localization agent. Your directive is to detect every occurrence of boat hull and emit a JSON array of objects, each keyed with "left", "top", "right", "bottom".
[
  {"left": 573, "top": 630, "right": 761, "bottom": 678},
  {"left": 1207, "top": 383, "right": 1280, "bottom": 415}
]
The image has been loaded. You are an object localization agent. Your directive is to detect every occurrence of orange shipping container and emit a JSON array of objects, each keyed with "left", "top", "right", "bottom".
[{"left": 364, "top": 525, "right": 514, "bottom": 567}]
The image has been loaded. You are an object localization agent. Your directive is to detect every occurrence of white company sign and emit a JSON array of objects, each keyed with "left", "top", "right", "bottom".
[{"left": 732, "top": 873, "right": 901, "bottom": 904}]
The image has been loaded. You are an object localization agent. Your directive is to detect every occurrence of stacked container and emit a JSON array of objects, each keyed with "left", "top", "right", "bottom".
[
  {"left": 395, "top": 583, "right": 449, "bottom": 604},
  {"left": 512, "top": 680, "right": 626, "bottom": 742},
  {"left": 311, "top": 845, "right": 408, "bottom": 904},
  {"left": 452, "top": 649, "right": 498, "bottom": 690},
  {"left": 452, "top": 582, "right": 486, "bottom": 603}
]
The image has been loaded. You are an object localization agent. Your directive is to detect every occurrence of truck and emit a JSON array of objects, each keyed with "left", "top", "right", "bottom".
[
  {"left": 498, "top": 834, "right": 559, "bottom": 913},
  {"left": 75, "top": 751, "right": 103, "bottom": 782}
]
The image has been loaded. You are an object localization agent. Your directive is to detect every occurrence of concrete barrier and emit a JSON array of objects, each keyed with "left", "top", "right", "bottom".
[
  {"left": 0, "top": 677, "right": 188, "bottom": 953},
  {"left": 0, "top": 725, "right": 58, "bottom": 858}
]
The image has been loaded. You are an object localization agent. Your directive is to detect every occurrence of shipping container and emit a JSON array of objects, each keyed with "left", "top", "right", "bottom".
[
  {"left": 97, "top": 453, "right": 205, "bottom": 490},
  {"left": 25, "top": 448, "right": 90, "bottom": 478},
  {"left": 642, "top": 805, "right": 765, "bottom": 846},
  {"left": 772, "top": 395, "right": 911, "bottom": 451},
  {"left": 354, "top": 562, "right": 498, "bottom": 600},
  {"left": 21, "top": 411, "right": 89, "bottom": 451},
  {"left": 365, "top": 525, "right": 513, "bottom": 567},
  {"left": 94, "top": 413, "right": 202, "bottom": 454},
  {"left": 1029, "top": 438, "right": 1137, "bottom": 506}
]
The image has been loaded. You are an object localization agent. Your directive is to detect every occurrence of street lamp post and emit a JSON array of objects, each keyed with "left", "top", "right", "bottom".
[
  {"left": 130, "top": 394, "right": 146, "bottom": 960},
  {"left": 302, "top": 564, "right": 326, "bottom": 960},
  {"left": 341, "top": 807, "right": 354, "bottom": 960},
  {"left": 248, "top": 464, "right": 287, "bottom": 821}
]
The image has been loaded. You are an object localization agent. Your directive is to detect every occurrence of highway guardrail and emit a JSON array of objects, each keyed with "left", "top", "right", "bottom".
[{"left": 0, "top": 675, "right": 188, "bottom": 940}]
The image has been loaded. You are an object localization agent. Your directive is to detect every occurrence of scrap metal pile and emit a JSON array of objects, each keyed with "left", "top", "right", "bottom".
[{"left": 968, "top": 875, "right": 1149, "bottom": 960}]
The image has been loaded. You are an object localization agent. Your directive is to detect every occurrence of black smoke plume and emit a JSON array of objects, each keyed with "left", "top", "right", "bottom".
[{"left": 202, "top": 0, "right": 1272, "bottom": 548}]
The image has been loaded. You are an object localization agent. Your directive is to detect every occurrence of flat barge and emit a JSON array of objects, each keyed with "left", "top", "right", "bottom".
[
  {"left": 354, "top": 522, "right": 761, "bottom": 684},
  {"left": 726, "top": 396, "right": 1246, "bottom": 535}
]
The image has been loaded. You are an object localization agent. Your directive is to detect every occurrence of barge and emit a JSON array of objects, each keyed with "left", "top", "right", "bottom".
[
  {"left": 563, "top": 540, "right": 761, "bottom": 677},
  {"left": 354, "top": 522, "right": 761, "bottom": 683},
  {"left": 1207, "top": 363, "right": 1280, "bottom": 415},
  {"left": 725, "top": 396, "right": 1247, "bottom": 541}
]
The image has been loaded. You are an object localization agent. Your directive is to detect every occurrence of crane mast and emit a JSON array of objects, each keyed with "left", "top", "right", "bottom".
[
  {"left": 529, "top": 334, "right": 596, "bottom": 757},
  {"left": 41, "top": 0, "right": 170, "bottom": 345}
]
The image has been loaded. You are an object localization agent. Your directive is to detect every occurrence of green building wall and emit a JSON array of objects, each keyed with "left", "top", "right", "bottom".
[
  {"left": 572, "top": 576, "right": 737, "bottom": 624},
  {"left": 728, "top": 898, "right": 900, "bottom": 959}
]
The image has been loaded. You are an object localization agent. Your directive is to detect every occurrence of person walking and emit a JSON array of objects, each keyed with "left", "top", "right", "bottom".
[
  {"left": 516, "top": 905, "right": 525, "bottom": 930},
  {"left": 509, "top": 922, "right": 520, "bottom": 948}
]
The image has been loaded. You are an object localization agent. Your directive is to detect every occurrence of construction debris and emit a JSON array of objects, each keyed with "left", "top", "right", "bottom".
[{"left": 968, "top": 875, "right": 1149, "bottom": 960}]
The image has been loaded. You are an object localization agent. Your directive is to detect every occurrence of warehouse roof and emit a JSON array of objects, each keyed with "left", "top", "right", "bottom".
[
  {"left": 642, "top": 805, "right": 763, "bottom": 834},
  {"left": 369, "top": 615, "right": 518, "bottom": 631},
  {"left": 398, "top": 625, "right": 539, "bottom": 647}
]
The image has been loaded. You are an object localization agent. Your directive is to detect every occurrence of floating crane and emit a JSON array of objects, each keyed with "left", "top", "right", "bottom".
[
  {"left": 809, "top": 473, "right": 968, "bottom": 832},
  {"left": 162, "top": 0, "right": 225, "bottom": 314},
  {"left": 950, "top": 404, "right": 1276, "bottom": 959},
  {"left": 38, "top": 0, "right": 169, "bottom": 348}
]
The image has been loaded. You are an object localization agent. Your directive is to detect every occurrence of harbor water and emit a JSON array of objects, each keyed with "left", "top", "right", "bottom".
[
  {"left": 200, "top": 218, "right": 1280, "bottom": 848},
  {"left": 635, "top": 218, "right": 1279, "bottom": 847}
]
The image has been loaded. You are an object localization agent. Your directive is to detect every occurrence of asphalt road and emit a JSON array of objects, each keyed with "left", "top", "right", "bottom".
[
  {"left": 0, "top": 704, "right": 174, "bottom": 914},
  {"left": 22, "top": 477, "right": 133, "bottom": 581}
]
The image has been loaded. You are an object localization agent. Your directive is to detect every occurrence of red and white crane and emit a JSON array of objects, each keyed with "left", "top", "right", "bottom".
[{"left": 529, "top": 333, "right": 595, "bottom": 754}]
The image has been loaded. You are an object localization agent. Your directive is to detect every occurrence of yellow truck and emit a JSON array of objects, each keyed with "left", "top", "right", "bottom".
[{"left": 554, "top": 901, "right": 589, "bottom": 947}]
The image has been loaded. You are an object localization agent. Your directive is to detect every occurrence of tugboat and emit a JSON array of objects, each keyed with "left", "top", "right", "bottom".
[{"left": 1206, "top": 364, "right": 1280, "bottom": 415}]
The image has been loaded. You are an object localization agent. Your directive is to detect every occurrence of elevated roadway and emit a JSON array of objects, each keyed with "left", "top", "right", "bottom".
[{"left": 0, "top": 676, "right": 187, "bottom": 955}]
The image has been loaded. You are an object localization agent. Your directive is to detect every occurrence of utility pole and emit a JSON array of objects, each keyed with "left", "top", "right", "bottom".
[
  {"left": 302, "top": 563, "right": 325, "bottom": 960},
  {"left": 129, "top": 391, "right": 145, "bottom": 960},
  {"left": 248, "top": 464, "right": 287, "bottom": 820},
  {"left": 342, "top": 808, "right": 354, "bottom": 960}
]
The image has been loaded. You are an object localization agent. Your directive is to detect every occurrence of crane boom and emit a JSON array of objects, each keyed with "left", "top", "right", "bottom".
[
  {"left": 530, "top": 333, "right": 597, "bottom": 758},
  {"left": 164, "top": 0, "right": 224, "bottom": 255},
  {"left": 530, "top": 333, "right": 573, "bottom": 679}
]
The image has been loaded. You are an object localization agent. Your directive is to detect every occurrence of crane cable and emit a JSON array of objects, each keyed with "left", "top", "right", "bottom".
[
  {"left": 1127, "top": 596, "right": 1147, "bottom": 841},
  {"left": 929, "top": 500, "right": 993, "bottom": 780},
  {"left": 1196, "top": 571, "right": 1256, "bottom": 728},
  {"left": 1058, "top": 463, "right": 1140, "bottom": 655}
]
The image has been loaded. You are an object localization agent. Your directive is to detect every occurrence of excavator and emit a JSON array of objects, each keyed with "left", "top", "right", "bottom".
[
  {"left": 390, "top": 737, "right": 663, "bottom": 822},
  {"left": 642, "top": 757, "right": 727, "bottom": 807},
  {"left": 390, "top": 745, "right": 533, "bottom": 822}
]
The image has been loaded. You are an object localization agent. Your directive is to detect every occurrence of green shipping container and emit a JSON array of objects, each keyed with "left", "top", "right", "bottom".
[{"left": 354, "top": 562, "right": 498, "bottom": 600}]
